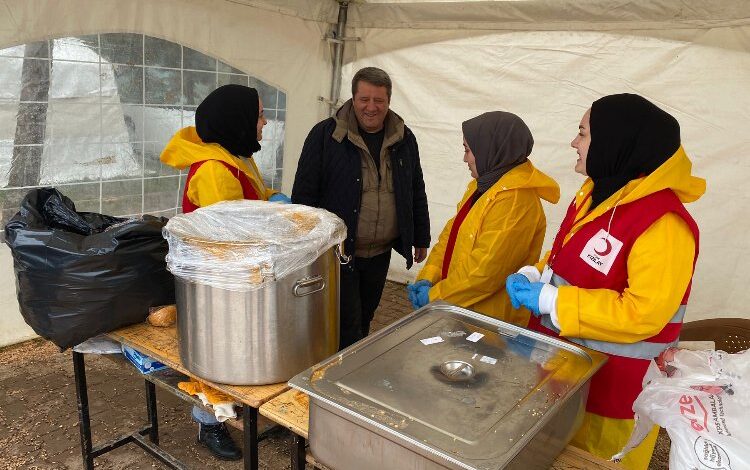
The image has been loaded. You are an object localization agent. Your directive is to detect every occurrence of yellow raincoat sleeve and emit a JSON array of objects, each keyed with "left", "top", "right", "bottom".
[
  {"left": 186, "top": 160, "right": 245, "bottom": 208},
  {"left": 556, "top": 213, "right": 695, "bottom": 342},
  {"left": 427, "top": 191, "right": 544, "bottom": 307}
]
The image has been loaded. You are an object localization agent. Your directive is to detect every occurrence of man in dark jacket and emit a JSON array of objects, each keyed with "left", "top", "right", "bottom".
[{"left": 292, "top": 67, "right": 430, "bottom": 349}]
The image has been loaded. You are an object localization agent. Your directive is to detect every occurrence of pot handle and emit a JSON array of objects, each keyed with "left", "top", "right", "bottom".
[
  {"left": 293, "top": 275, "right": 326, "bottom": 297},
  {"left": 335, "top": 241, "right": 352, "bottom": 265}
]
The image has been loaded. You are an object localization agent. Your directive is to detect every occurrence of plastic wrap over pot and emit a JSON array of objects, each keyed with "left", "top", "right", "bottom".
[{"left": 163, "top": 200, "right": 347, "bottom": 291}]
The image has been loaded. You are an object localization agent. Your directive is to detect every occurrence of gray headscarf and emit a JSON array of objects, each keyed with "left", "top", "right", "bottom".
[{"left": 462, "top": 111, "right": 533, "bottom": 192}]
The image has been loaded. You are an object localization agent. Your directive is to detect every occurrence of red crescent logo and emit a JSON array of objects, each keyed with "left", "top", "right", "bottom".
[{"left": 594, "top": 237, "right": 612, "bottom": 256}]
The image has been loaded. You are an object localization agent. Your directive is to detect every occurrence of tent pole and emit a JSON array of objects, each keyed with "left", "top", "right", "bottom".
[{"left": 329, "top": 1, "right": 349, "bottom": 116}]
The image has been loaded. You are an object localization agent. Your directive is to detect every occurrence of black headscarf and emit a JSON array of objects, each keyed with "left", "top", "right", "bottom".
[
  {"left": 587, "top": 93, "right": 680, "bottom": 208},
  {"left": 462, "top": 111, "right": 533, "bottom": 193},
  {"left": 195, "top": 84, "right": 261, "bottom": 157}
]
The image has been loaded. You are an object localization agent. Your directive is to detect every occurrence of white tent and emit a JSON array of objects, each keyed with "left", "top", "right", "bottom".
[{"left": 1, "top": 0, "right": 749, "bottom": 346}]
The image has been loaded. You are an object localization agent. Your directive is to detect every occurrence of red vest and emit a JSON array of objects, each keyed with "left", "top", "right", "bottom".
[
  {"left": 528, "top": 189, "right": 699, "bottom": 419},
  {"left": 442, "top": 192, "right": 478, "bottom": 278},
  {"left": 181, "top": 160, "right": 259, "bottom": 213}
]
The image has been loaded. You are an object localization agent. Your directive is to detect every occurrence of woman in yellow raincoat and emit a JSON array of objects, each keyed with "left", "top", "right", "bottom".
[
  {"left": 507, "top": 94, "right": 705, "bottom": 469},
  {"left": 161, "top": 84, "right": 287, "bottom": 209},
  {"left": 160, "top": 84, "right": 289, "bottom": 461},
  {"left": 408, "top": 111, "right": 559, "bottom": 327}
]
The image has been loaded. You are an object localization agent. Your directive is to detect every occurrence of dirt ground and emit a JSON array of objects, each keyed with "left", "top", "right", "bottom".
[{"left": 0, "top": 280, "right": 670, "bottom": 469}]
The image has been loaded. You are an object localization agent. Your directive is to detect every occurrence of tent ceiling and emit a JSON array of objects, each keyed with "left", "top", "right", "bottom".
[
  {"left": 350, "top": 0, "right": 750, "bottom": 30},
  {"left": 229, "top": 0, "right": 750, "bottom": 30},
  {"left": 221, "top": 0, "right": 337, "bottom": 22}
]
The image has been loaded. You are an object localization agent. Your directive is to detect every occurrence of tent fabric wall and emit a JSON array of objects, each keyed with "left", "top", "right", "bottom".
[
  {"left": 1, "top": 0, "right": 749, "bottom": 346},
  {"left": 341, "top": 17, "right": 750, "bottom": 323},
  {"left": 0, "top": 0, "right": 333, "bottom": 347}
]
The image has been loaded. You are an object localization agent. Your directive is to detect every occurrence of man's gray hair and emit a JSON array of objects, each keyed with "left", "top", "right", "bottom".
[{"left": 351, "top": 67, "right": 392, "bottom": 100}]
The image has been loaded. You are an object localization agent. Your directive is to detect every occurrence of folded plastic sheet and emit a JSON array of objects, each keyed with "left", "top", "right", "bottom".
[{"left": 163, "top": 200, "right": 347, "bottom": 291}]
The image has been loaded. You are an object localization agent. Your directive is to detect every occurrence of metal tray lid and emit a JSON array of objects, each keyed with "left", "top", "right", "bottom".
[{"left": 289, "top": 302, "right": 607, "bottom": 469}]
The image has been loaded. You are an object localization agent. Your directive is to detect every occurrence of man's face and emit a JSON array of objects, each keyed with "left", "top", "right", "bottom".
[{"left": 353, "top": 81, "right": 389, "bottom": 133}]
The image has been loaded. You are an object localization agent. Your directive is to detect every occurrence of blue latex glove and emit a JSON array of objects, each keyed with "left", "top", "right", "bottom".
[
  {"left": 414, "top": 284, "right": 431, "bottom": 308},
  {"left": 269, "top": 193, "right": 292, "bottom": 203},
  {"left": 406, "top": 280, "right": 431, "bottom": 297},
  {"left": 505, "top": 273, "right": 530, "bottom": 309},
  {"left": 407, "top": 280, "right": 432, "bottom": 309},
  {"left": 514, "top": 282, "right": 545, "bottom": 316},
  {"left": 406, "top": 284, "right": 418, "bottom": 306}
]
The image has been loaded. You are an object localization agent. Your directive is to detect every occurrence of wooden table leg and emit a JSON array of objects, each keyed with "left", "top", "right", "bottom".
[
  {"left": 73, "top": 351, "right": 95, "bottom": 470},
  {"left": 244, "top": 406, "right": 259, "bottom": 470},
  {"left": 291, "top": 434, "right": 306, "bottom": 470},
  {"left": 72, "top": 350, "right": 193, "bottom": 469},
  {"left": 145, "top": 380, "right": 159, "bottom": 444}
]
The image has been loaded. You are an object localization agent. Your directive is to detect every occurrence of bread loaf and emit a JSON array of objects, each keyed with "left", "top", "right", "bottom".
[{"left": 148, "top": 304, "right": 177, "bottom": 327}]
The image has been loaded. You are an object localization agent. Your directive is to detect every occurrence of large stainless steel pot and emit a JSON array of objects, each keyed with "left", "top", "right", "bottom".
[
  {"left": 290, "top": 302, "right": 607, "bottom": 470},
  {"left": 176, "top": 248, "right": 339, "bottom": 385}
]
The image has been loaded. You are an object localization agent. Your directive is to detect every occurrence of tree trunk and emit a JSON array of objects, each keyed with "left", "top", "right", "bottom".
[{"left": 7, "top": 40, "right": 52, "bottom": 187}]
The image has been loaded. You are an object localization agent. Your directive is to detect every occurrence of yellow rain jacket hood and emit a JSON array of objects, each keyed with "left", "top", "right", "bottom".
[
  {"left": 418, "top": 160, "right": 559, "bottom": 327},
  {"left": 160, "top": 126, "right": 276, "bottom": 207}
]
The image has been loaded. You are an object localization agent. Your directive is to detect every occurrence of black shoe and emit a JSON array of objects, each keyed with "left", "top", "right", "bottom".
[{"left": 197, "top": 423, "right": 242, "bottom": 461}]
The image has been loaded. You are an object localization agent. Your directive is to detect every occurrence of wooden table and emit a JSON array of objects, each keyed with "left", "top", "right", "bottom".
[
  {"left": 107, "top": 322, "right": 288, "bottom": 409},
  {"left": 71, "top": 322, "right": 289, "bottom": 470},
  {"left": 74, "top": 322, "right": 624, "bottom": 470},
  {"left": 260, "top": 389, "right": 624, "bottom": 470}
]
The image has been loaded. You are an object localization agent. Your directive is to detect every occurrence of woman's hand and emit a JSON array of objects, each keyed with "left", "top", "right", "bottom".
[
  {"left": 512, "top": 281, "right": 545, "bottom": 316},
  {"left": 407, "top": 280, "right": 432, "bottom": 309},
  {"left": 505, "top": 273, "right": 530, "bottom": 309}
]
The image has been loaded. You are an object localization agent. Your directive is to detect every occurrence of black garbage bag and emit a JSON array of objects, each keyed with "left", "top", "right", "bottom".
[{"left": 4, "top": 188, "right": 175, "bottom": 350}]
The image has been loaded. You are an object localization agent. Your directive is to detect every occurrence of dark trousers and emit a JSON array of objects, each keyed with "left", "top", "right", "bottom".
[{"left": 339, "top": 250, "right": 392, "bottom": 350}]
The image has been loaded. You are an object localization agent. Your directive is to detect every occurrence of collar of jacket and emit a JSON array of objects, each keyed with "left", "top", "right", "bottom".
[
  {"left": 162, "top": 126, "right": 252, "bottom": 172},
  {"left": 160, "top": 126, "right": 267, "bottom": 196},
  {"left": 465, "top": 160, "right": 561, "bottom": 205},
  {"left": 571, "top": 145, "right": 705, "bottom": 229},
  {"left": 332, "top": 99, "right": 405, "bottom": 152}
]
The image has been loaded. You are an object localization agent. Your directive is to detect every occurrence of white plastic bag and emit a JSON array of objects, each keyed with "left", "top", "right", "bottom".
[
  {"left": 72, "top": 335, "right": 122, "bottom": 354},
  {"left": 614, "top": 349, "right": 750, "bottom": 469}
]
